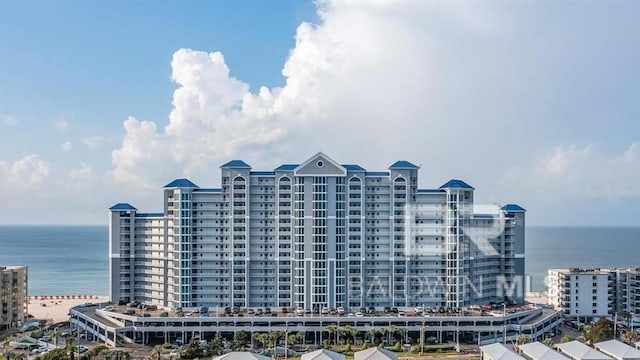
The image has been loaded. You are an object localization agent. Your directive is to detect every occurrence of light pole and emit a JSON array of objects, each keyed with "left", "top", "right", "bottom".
[
  {"left": 503, "top": 303, "right": 507, "bottom": 344},
  {"left": 420, "top": 318, "right": 425, "bottom": 355},
  {"left": 285, "top": 323, "right": 288, "bottom": 360}
]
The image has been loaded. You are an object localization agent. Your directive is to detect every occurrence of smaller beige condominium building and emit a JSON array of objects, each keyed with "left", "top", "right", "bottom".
[{"left": 0, "top": 266, "right": 28, "bottom": 330}]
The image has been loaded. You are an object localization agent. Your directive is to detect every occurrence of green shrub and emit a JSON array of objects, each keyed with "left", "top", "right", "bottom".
[
  {"left": 31, "top": 330, "right": 44, "bottom": 339},
  {"left": 393, "top": 341, "right": 402, "bottom": 352},
  {"left": 162, "top": 342, "right": 173, "bottom": 349}
]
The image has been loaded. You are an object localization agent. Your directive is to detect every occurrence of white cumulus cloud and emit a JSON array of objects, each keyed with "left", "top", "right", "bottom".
[
  {"left": 105, "top": 0, "right": 640, "bottom": 225},
  {"left": 534, "top": 142, "right": 640, "bottom": 198},
  {"left": 70, "top": 163, "right": 92, "bottom": 181},
  {"left": 0, "top": 154, "right": 50, "bottom": 188}
]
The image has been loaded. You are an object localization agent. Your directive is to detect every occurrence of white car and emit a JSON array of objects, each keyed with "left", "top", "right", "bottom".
[
  {"left": 103, "top": 305, "right": 115, "bottom": 311},
  {"left": 355, "top": 311, "right": 363, "bottom": 317},
  {"left": 32, "top": 347, "right": 48, "bottom": 354}
]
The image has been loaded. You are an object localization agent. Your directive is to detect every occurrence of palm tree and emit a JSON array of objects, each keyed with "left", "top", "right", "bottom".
[
  {"left": 386, "top": 326, "right": 397, "bottom": 345},
  {"left": 269, "top": 331, "right": 284, "bottom": 348},
  {"left": 296, "top": 331, "right": 306, "bottom": 346},
  {"left": 64, "top": 335, "right": 76, "bottom": 360},
  {"left": 542, "top": 338, "right": 554, "bottom": 346},
  {"left": 366, "top": 328, "right": 378, "bottom": 345},
  {"left": 254, "top": 333, "right": 269, "bottom": 349},
  {"left": 326, "top": 325, "right": 337, "bottom": 345}
]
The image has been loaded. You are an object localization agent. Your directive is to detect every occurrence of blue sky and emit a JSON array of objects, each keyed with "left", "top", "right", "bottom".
[{"left": 1, "top": 0, "right": 639, "bottom": 225}]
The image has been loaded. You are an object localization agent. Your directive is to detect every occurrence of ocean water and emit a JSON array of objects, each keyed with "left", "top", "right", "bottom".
[
  {"left": 526, "top": 226, "right": 640, "bottom": 291},
  {"left": 0, "top": 225, "right": 638, "bottom": 295},
  {"left": 0, "top": 225, "right": 108, "bottom": 295}
]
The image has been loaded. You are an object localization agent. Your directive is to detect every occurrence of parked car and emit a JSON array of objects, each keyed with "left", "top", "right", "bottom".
[
  {"left": 32, "top": 347, "right": 48, "bottom": 354},
  {"left": 103, "top": 305, "right": 115, "bottom": 311},
  {"left": 123, "top": 309, "right": 135, "bottom": 315},
  {"left": 40, "top": 336, "right": 52, "bottom": 342}
]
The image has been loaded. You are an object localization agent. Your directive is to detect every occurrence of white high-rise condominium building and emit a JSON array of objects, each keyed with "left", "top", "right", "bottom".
[
  {"left": 547, "top": 268, "right": 615, "bottom": 321},
  {"left": 109, "top": 152, "right": 525, "bottom": 311},
  {"left": 548, "top": 267, "right": 640, "bottom": 321}
]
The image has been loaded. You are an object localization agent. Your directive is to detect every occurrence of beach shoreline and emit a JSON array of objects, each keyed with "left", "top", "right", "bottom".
[{"left": 27, "top": 295, "right": 109, "bottom": 323}]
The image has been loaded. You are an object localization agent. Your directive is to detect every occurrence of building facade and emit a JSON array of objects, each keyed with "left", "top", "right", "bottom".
[
  {"left": 109, "top": 152, "right": 525, "bottom": 311},
  {"left": 547, "top": 268, "right": 615, "bottom": 321},
  {"left": 548, "top": 267, "right": 640, "bottom": 321},
  {"left": 0, "top": 266, "right": 28, "bottom": 330}
]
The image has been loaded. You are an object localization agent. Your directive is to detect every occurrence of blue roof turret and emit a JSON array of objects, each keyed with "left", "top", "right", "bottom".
[
  {"left": 501, "top": 204, "right": 526, "bottom": 212},
  {"left": 220, "top": 160, "right": 251, "bottom": 168},
  {"left": 389, "top": 160, "right": 419, "bottom": 169},
  {"left": 439, "top": 179, "right": 475, "bottom": 190},
  {"left": 164, "top": 178, "right": 199, "bottom": 188},
  {"left": 109, "top": 203, "right": 137, "bottom": 211}
]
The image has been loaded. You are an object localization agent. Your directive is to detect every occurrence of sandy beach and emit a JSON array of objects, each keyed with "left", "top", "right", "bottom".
[{"left": 28, "top": 295, "right": 109, "bottom": 324}]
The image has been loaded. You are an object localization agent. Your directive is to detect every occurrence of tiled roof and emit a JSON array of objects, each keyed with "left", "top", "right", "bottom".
[
  {"left": 343, "top": 164, "right": 366, "bottom": 171},
  {"left": 439, "top": 179, "right": 474, "bottom": 190},
  {"left": 389, "top": 160, "right": 419, "bottom": 169},
  {"left": 109, "top": 203, "right": 137, "bottom": 211},
  {"left": 250, "top": 171, "right": 276, "bottom": 176},
  {"left": 274, "top": 164, "right": 298, "bottom": 171},
  {"left": 164, "top": 178, "right": 199, "bottom": 188},
  {"left": 501, "top": 204, "right": 526, "bottom": 212},
  {"left": 220, "top": 160, "right": 251, "bottom": 168}
]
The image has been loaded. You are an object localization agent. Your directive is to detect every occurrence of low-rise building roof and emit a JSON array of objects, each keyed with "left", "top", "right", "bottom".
[
  {"left": 594, "top": 340, "right": 640, "bottom": 360},
  {"left": 354, "top": 347, "right": 398, "bottom": 360},
  {"left": 556, "top": 341, "right": 612, "bottom": 360},
  {"left": 519, "top": 342, "right": 570, "bottom": 360},
  {"left": 301, "top": 349, "right": 346, "bottom": 360},
  {"left": 212, "top": 352, "right": 272, "bottom": 360},
  {"left": 480, "top": 343, "right": 526, "bottom": 360}
]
